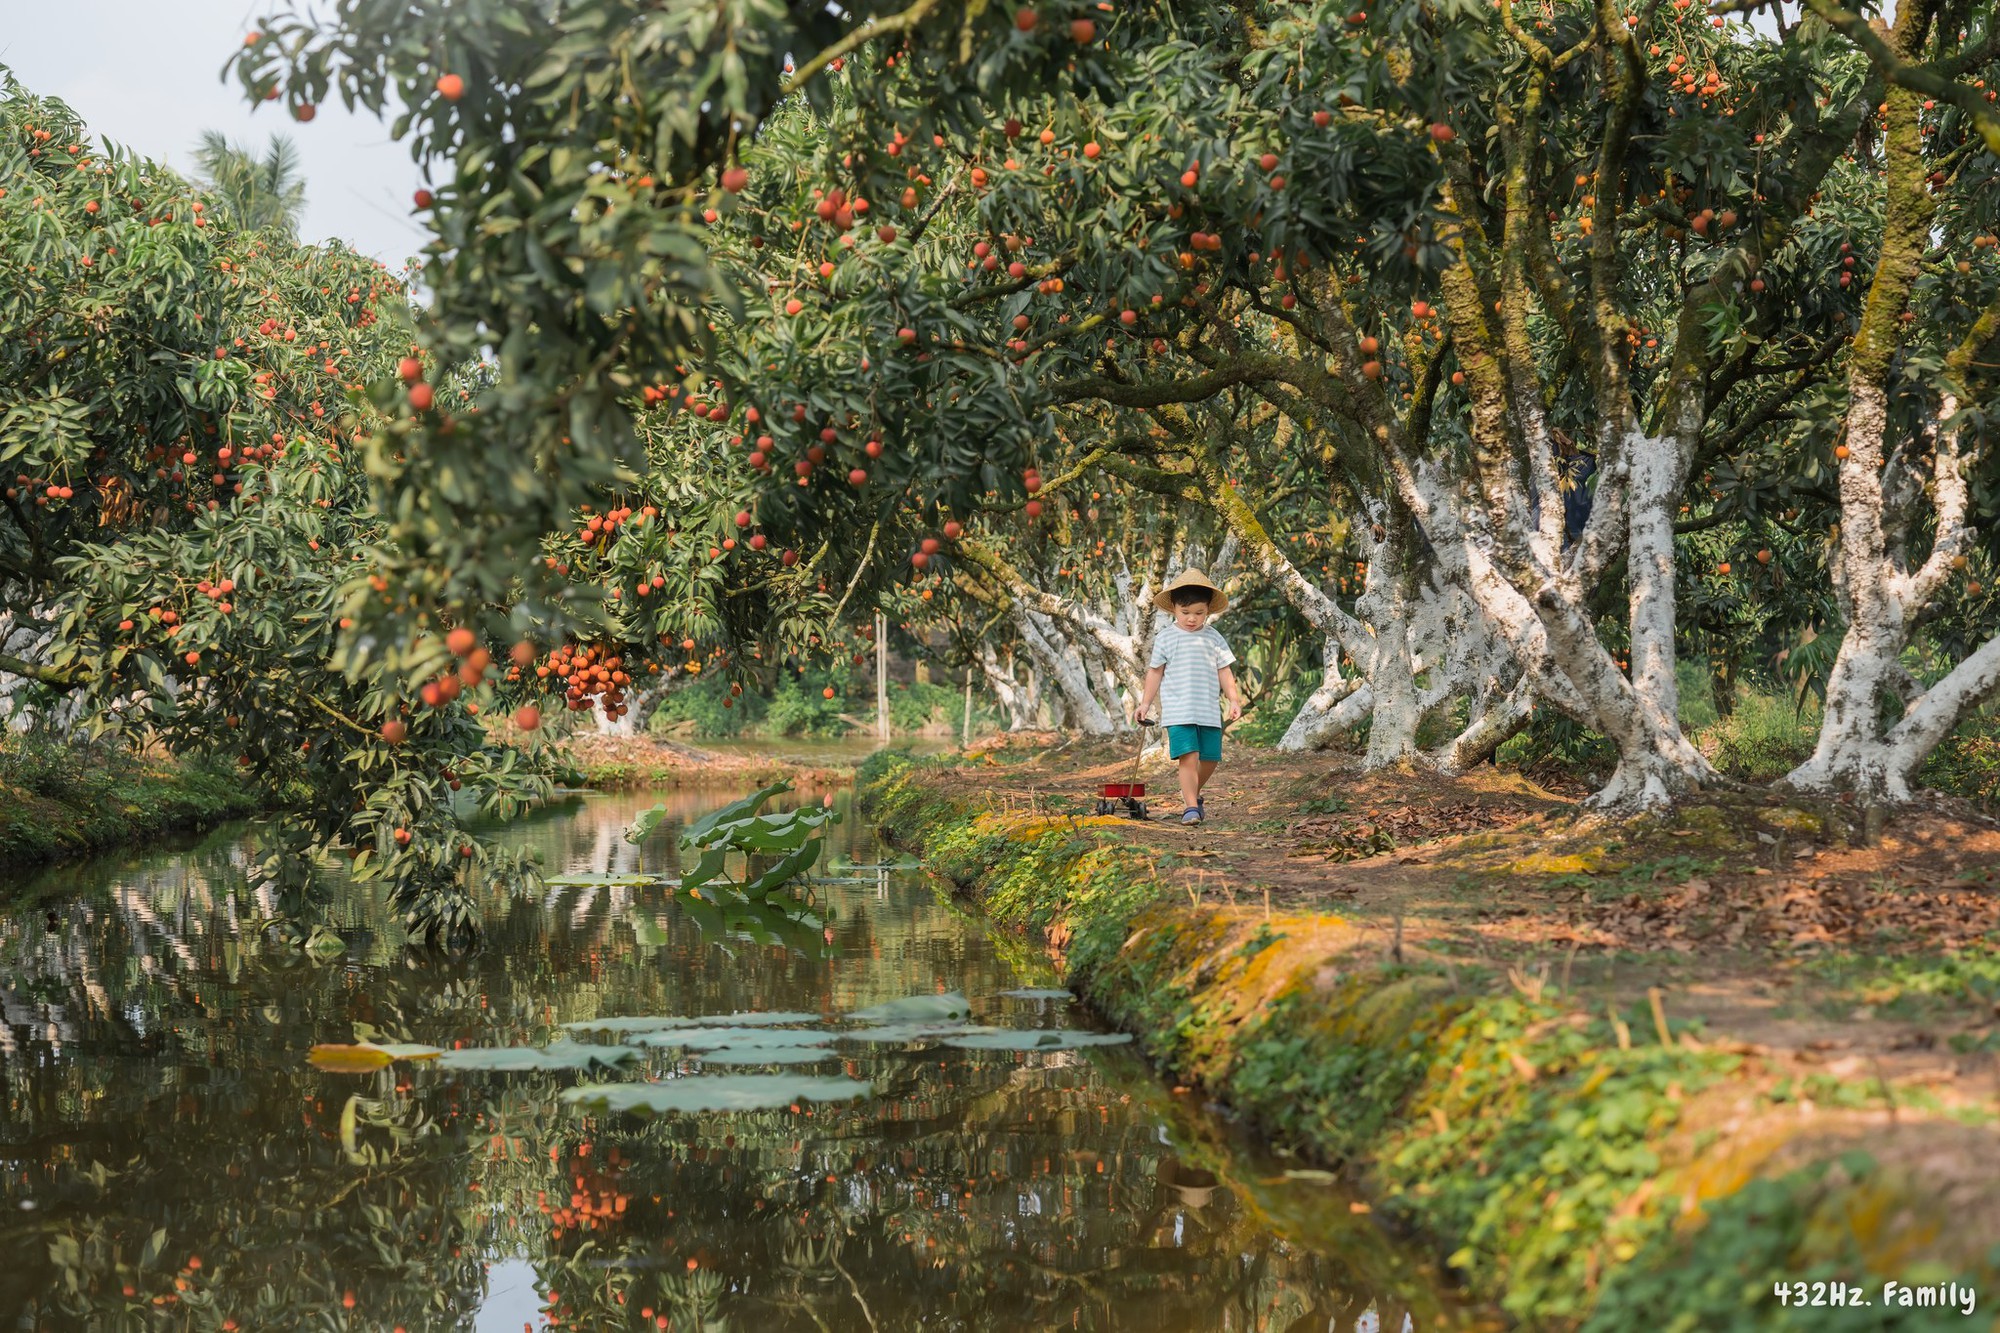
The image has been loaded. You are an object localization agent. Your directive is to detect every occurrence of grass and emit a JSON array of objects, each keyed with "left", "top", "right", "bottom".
[
  {"left": 0, "top": 730, "right": 265, "bottom": 868},
  {"left": 858, "top": 749, "right": 2000, "bottom": 1329}
]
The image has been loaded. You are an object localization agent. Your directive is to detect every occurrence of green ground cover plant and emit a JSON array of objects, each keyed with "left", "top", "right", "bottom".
[
  {"left": 858, "top": 751, "right": 1998, "bottom": 1327},
  {"left": 0, "top": 731, "right": 265, "bottom": 866}
]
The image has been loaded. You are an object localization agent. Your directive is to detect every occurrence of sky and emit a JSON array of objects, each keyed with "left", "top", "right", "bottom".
[{"left": 1, "top": 0, "right": 429, "bottom": 266}]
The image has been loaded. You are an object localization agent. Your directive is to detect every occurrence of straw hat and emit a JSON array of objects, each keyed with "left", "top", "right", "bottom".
[{"left": 1151, "top": 567, "right": 1228, "bottom": 615}]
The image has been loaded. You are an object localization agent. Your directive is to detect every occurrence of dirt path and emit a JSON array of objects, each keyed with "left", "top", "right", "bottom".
[{"left": 940, "top": 735, "right": 2000, "bottom": 1106}]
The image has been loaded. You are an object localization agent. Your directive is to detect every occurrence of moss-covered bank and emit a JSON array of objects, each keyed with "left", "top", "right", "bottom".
[
  {"left": 860, "top": 751, "right": 2000, "bottom": 1330},
  {"left": 0, "top": 735, "right": 264, "bottom": 868}
]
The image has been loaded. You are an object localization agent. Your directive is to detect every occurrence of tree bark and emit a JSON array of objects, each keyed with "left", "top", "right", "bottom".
[{"left": 1016, "top": 608, "right": 1116, "bottom": 736}]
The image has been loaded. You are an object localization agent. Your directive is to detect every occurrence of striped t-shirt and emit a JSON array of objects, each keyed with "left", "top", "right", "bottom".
[{"left": 1149, "top": 625, "right": 1236, "bottom": 727}]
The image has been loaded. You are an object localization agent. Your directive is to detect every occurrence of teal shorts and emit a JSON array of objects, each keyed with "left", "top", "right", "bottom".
[{"left": 1166, "top": 724, "right": 1223, "bottom": 762}]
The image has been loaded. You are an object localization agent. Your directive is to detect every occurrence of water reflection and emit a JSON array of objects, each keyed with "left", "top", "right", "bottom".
[{"left": 0, "top": 787, "right": 1478, "bottom": 1331}]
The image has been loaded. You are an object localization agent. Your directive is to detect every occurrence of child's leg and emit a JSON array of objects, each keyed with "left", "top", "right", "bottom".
[
  {"left": 1178, "top": 753, "right": 1202, "bottom": 808},
  {"left": 1194, "top": 728, "right": 1223, "bottom": 799}
]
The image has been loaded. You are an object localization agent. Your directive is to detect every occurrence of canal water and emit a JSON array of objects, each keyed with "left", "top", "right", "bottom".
[{"left": 0, "top": 784, "right": 1476, "bottom": 1331}]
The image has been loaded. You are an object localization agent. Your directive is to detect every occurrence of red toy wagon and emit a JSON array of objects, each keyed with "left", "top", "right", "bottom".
[{"left": 1094, "top": 720, "right": 1153, "bottom": 819}]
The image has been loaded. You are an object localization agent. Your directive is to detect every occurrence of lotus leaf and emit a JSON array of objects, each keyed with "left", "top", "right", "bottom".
[
  {"left": 740, "top": 840, "right": 825, "bottom": 897},
  {"left": 543, "top": 872, "right": 660, "bottom": 888},
  {"left": 679, "top": 844, "right": 731, "bottom": 893},
  {"left": 621, "top": 802, "right": 677, "bottom": 847},
  {"left": 435, "top": 1040, "right": 641, "bottom": 1072},
  {"left": 999, "top": 989, "right": 1075, "bottom": 1001},
  {"left": 836, "top": 1023, "right": 1001, "bottom": 1044},
  {"left": 940, "top": 1030, "right": 1134, "bottom": 1051},
  {"left": 564, "top": 1011, "right": 821, "bottom": 1035},
  {"left": 561, "top": 1075, "right": 872, "bottom": 1114},
  {"left": 696, "top": 1047, "right": 837, "bottom": 1065},
  {"left": 847, "top": 991, "right": 971, "bottom": 1023},
  {"left": 697, "top": 810, "right": 821, "bottom": 854},
  {"left": 629, "top": 1027, "right": 835, "bottom": 1051},
  {"left": 673, "top": 782, "right": 791, "bottom": 847}
]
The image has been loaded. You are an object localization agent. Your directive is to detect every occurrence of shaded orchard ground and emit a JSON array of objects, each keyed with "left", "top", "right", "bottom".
[{"left": 927, "top": 735, "right": 2000, "bottom": 1106}]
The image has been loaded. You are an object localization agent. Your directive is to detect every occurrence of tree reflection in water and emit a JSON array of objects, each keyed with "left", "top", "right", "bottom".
[{"left": 0, "top": 788, "right": 1473, "bottom": 1331}]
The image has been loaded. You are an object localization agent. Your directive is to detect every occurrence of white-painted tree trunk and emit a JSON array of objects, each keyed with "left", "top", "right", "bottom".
[
  {"left": 978, "top": 642, "right": 1039, "bottom": 731},
  {"left": 1277, "top": 633, "right": 1368, "bottom": 752},
  {"left": 1429, "top": 676, "right": 1536, "bottom": 775},
  {"left": 592, "top": 696, "right": 636, "bottom": 736},
  {"left": 1357, "top": 523, "right": 1422, "bottom": 767},
  {"left": 1386, "top": 436, "right": 1712, "bottom": 810},
  {"left": 1788, "top": 392, "right": 1986, "bottom": 801},
  {"left": 1016, "top": 608, "right": 1116, "bottom": 736}
]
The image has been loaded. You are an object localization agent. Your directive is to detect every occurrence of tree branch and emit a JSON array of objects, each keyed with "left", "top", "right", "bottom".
[
  {"left": 781, "top": 0, "right": 947, "bottom": 97},
  {"left": 0, "top": 651, "right": 78, "bottom": 688}
]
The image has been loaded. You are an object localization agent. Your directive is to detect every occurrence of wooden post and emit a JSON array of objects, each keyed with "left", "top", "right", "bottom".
[
  {"left": 962, "top": 668, "right": 974, "bottom": 746},
  {"left": 875, "top": 612, "right": 890, "bottom": 741}
]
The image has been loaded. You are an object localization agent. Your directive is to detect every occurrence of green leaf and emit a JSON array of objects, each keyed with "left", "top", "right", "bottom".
[
  {"left": 434, "top": 1040, "right": 641, "bottom": 1072},
  {"left": 679, "top": 844, "right": 731, "bottom": 892},
  {"left": 622, "top": 801, "right": 673, "bottom": 845},
  {"left": 560, "top": 1074, "right": 872, "bottom": 1114},
  {"left": 739, "top": 839, "right": 823, "bottom": 897},
  {"left": 940, "top": 1030, "right": 1134, "bottom": 1051},
  {"left": 678, "top": 781, "right": 791, "bottom": 848},
  {"left": 563, "top": 1011, "right": 821, "bottom": 1035},
  {"left": 627, "top": 1026, "right": 835, "bottom": 1051},
  {"left": 837, "top": 1023, "right": 1000, "bottom": 1044}
]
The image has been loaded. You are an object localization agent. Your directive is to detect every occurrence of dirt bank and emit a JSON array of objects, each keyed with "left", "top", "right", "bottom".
[
  {"left": 0, "top": 739, "right": 264, "bottom": 869},
  {"left": 860, "top": 743, "right": 2000, "bottom": 1330},
  {"left": 555, "top": 731, "right": 854, "bottom": 791}
]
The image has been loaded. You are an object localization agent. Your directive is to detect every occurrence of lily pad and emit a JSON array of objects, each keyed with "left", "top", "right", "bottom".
[
  {"left": 629, "top": 1027, "right": 836, "bottom": 1052},
  {"left": 562, "top": 1074, "right": 872, "bottom": 1114},
  {"left": 835, "top": 1023, "right": 1001, "bottom": 1044},
  {"left": 543, "top": 872, "right": 661, "bottom": 888},
  {"left": 847, "top": 991, "right": 971, "bottom": 1024},
  {"left": 940, "top": 1030, "right": 1134, "bottom": 1051},
  {"left": 999, "top": 988, "right": 1075, "bottom": 1001},
  {"left": 435, "top": 1040, "right": 641, "bottom": 1072},
  {"left": 563, "top": 1011, "right": 821, "bottom": 1036},
  {"left": 696, "top": 1046, "right": 837, "bottom": 1065}
]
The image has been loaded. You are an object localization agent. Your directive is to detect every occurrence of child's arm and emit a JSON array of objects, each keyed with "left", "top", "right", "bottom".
[
  {"left": 1218, "top": 665, "right": 1243, "bottom": 723},
  {"left": 1136, "top": 665, "right": 1165, "bottom": 723}
]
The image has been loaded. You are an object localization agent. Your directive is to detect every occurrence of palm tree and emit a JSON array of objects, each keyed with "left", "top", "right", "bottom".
[{"left": 190, "top": 131, "right": 308, "bottom": 237}]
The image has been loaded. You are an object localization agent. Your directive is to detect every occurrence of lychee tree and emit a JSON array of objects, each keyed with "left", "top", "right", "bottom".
[
  {"left": 225, "top": 1, "right": 1124, "bottom": 663},
  {"left": 0, "top": 79, "right": 558, "bottom": 943},
  {"left": 221, "top": 0, "right": 2000, "bottom": 813}
]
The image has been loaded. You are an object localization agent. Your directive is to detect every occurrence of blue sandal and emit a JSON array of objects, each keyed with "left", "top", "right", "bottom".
[{"left": 1181, "top": 806, "right": 1202, "bottom": 825}]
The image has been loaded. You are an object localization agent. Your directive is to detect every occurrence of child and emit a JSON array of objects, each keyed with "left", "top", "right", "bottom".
[{"left": 1134, "top": 569, "right": 1242, "bottom": 825}]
